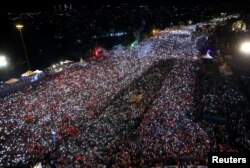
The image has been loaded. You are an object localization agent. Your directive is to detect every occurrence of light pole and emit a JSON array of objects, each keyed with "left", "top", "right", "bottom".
[{"left": 16, "top": 24, "right": 31, "bottom": 70}]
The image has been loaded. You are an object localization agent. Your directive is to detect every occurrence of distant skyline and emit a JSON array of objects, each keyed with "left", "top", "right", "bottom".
[{"left": 1, "top": 0, "right": 247, "bottom": 12}]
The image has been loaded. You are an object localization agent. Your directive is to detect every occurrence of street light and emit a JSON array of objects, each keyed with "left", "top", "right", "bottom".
[
  {"left": 240, "top": 41, "right": 250, "bottom": 55},
  {"left": 0, "top": 55, "right": 8, "bottom": 67},
  {"left": 16, "top": 24, "right": 31, "bottom": 70},
  {"left": 0, "top": 55, "right": 9, "bottom": 80},
  {"left": 16, "top": 24, "right": 23, "bottom": 29}
]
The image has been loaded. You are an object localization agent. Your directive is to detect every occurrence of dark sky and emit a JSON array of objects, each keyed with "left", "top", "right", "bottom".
[
  {"left": 1, "top": 0, "right": 247, "bottom": 12},
  {"left": 1, "top": 0, "right": 249, "bottom": 13}
]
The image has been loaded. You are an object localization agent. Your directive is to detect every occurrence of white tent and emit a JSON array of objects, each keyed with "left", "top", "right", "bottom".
[
  {"left": 22, "top": 70, "right": 36, "bottom": 77},
  {"left": 202, "top": 51, "right": 213, "bottom": 59},
  {"left": 63, "top": 60, "right": 73, "bottom": 64},
  {"left": 55, "top": 68, "right": 63, "bottom": 73},
  {"left": 33, "top": 162, "right": 42, "bottom": 168},
  {"left": 5, "top": 78, "right": 19, "bottom": 85},
  {"left": 34, "top": 69, "right": 43, "bottom": 74},
  {"left": 79, "top": 58, "right": 88, "bottom": 67},
  {"left": 79, "top": 58, "right": 84, "bottom": 64}
]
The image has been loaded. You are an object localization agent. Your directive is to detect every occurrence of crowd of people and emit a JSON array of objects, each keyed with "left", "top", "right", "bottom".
[
  {"left": 112, "top": 59, "right": 212, "bottom": 167},
  {"left": 0, "top": 46, "right": 156, "bottom": 167},
  {"left": 0, "top": 17, "right": 242, "bottom": 167},
  {"left": 194, "top": 60, "right": 249, "bottom": 152}
]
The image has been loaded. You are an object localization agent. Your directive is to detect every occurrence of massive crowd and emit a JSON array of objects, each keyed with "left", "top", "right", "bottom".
[
  {"left": 194, "top": 60, "right": 249, "bottom": 152},
  {"left": 112, "top": 59, "right": 212, "bottom": 167},
  {"left": 0, "top": 17, "right": 244, "bottom": 167}
]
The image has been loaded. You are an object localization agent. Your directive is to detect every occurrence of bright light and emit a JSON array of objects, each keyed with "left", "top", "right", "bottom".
[
  {"left": 16, "top": 24, "right": 23, "bottom": 30},
  {"left": 152, "top": 29, "right": 160, "bottom": 36},
  {"left": 0, "top": 56, "right": 7, "bottom": 67},
  {"left": 60, "top": 61, "right": 63, "bottom": 65},
  {"left": 152, "top": 29, "right": 156, "bottom": 35},
  {"left": 52, "top": 65, "right": 56, "bottom": 68},
  {"left": 240, "top": 42, "right": 250, "bottom": 54}
]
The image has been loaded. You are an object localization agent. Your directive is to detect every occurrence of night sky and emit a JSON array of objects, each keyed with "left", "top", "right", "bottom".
[{"left": 1, "top": 0, "right": 247, "bottom": 12}]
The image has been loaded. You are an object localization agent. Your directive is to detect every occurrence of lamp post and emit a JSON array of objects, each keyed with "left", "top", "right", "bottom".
[{"left": 16, "top": 24, "right": 31, "bottom": 70}]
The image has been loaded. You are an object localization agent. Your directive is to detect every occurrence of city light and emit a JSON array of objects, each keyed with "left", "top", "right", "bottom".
[
  {"left": 240, "top": 41, "right": 250, "bottom": 55},
  {"left": 152, "top": 29, "right": 156, "bottom": 35},
  {"left": 152, "top": 29, "right": 160, "bottom": 36},
  {"left": 16, "top": 24, "right": 24, "bottom": 30},
  {"left": 0, "top": 56, "right": 8, "bottom": 67}
]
